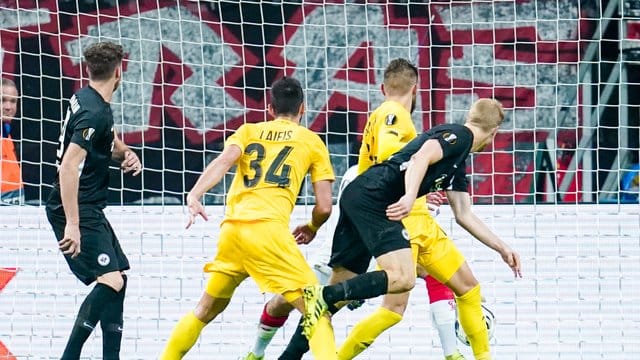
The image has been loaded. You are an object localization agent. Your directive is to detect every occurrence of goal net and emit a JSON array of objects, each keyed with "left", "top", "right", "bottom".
[{"left": 1, "top": 1, "right": 638, "bottom": 359}]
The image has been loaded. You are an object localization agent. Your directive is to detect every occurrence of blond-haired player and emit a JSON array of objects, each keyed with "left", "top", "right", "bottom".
[
  {"left": 286, "top": 58, "right": 468, "bottom": 360},
  {"left": 335, "top": 58, "right": 465, "bottom": 360},
  {"left": 160, "top": 77, "right": 338, "bottom": 359},
  {"left": 302, "top": 93, "right": 522, "bottom": 360}
]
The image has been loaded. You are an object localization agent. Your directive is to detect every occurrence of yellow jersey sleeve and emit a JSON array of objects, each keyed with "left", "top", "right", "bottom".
[
  {"left": 308, "top": 133, "right": 335, "bottom": 183},
  {"left": 225, "top": 124, "right": 249, "bottom": 152}
]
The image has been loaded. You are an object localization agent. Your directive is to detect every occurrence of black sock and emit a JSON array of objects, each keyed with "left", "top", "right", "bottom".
[
  {"left": 101, "top": 275, "right": 127, "bottom": 360},
  {"left": 278, "top": 317, "right": 309, "bottom": 360},
  {"left": 61, "top": 283, "right": 119, "bottom": 360},
  {"left": 327, "top": 301, "right": 340, "bottom": 314},
  {"left": 322, "top": 270, "right": 388, "bottom": 305}
]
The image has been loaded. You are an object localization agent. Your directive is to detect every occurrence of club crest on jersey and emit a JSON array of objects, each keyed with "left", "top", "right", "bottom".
[
  {"left": 82, "top": 128, "right": 96, "bottom": 141},
  {"left": 442, "top": 132, "right": 457, "bottom": 144},
  {"left": 385, "top": 114, "right": 396, "bottom": 126},
  {"left": 97, "top": 253, "right": 111, "bottom": 266}
]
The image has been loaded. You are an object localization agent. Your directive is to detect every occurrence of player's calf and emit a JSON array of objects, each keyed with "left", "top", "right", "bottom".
[
  {"left": 101, "top": 274, "right": 127, "bottom": 360},
  {"left": 424, "top": 275, "right": 461, "bottom": 358},
  {"left": 62, "top": 282, "right": 120, "bottom": 359},
  {"left": 456, "top": 284, "right": 491, "bottom": 359},
  {"left": 244, "top": 302, "right": 290, "bottom": 359}
]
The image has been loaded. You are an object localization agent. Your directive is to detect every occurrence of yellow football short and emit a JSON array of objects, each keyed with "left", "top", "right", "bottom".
[
  {"left": 203, "top": 220, "right": 318, "bottom": 303},
  {"left": 403, "top": 213, "right": 466, "bottom": 284}
]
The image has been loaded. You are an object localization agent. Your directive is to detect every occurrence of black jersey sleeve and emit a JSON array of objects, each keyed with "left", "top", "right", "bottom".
[
  {"left": 434, "top": 127, "right": 472, "bottom": 160},
  {"left": 69, "top": 110, "right": 101, "bottom": 152},
  {"left": 449, "top": 162, "right": 469, "bottom": 192}
]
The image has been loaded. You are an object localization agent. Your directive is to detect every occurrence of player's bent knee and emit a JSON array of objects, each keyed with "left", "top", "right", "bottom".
[
  {"left": 446, "top": 262, "right": 480, "bottom": 296},
  {"left": 399, "top": 276, "right": 416, "bottom": 293},
  {"left": 329, "top": 266, "right": 358, "bottom": 285},
  {"left": 387, "top": 274, "right": 415, "bottom": 293},
  {"left": 194, "top": 294, "right": 230, "bottom": 323},
  {"left": 383, "top": 264, "right": 417, "bottom": 293},
  {"left": 268, "top": 294, "right": 295, "bottom": 317},
  {"left": 269, "top": 293, "right": 290, "bottom": 307}
]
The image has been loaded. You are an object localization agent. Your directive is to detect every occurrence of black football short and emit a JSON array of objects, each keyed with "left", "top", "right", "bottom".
[
  {"left": 328, "top": 172, "right": 410, "bottom": 274},
  {"left": 46, "top": 206, "right": 130, "bottom": 285}
]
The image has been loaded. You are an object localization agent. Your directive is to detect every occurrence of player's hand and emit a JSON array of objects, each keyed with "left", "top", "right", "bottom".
[
  {"left": 426, "top": 191, "right": 445, "bottom": 210},
  {"left": 59, "top": 224, "right": 81, "bottom": 259},
  {"left": 185, "top": 194, "right": 208, "bottom": 229},
  {"left": 121, "top": 150, "right": 142, "bottom": 176},
  {"left": 292, "top": 223, "right": 317, "bottom": 245},
  {"left": 386, "top": 194, "right": 416, "bottom": 221},
  {"left": 500, "top": 246, "right": 522, "bottom": 278}
]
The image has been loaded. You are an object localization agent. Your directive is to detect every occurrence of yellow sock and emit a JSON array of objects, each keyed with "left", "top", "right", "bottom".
[
  {"left": 337, "top": 307, "right": 402, "bottom": 360},
  {"left": 456, "top": 284, "right": 491, "bottom": 360},
  {"left": 159, "top": 311, "right": 207, "bottom": 360},
  {"left": 308, "top": 315, "right": 337, "bottom": 359}
]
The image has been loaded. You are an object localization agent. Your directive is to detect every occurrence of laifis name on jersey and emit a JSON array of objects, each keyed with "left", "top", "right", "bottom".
[{"left": 259, "top": 129, "right": 293, "bottom": 141}]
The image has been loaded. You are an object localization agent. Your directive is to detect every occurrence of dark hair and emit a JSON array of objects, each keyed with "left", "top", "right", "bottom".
[
  {"left": 83, "top": 41, "right": 124, "bottom": 81},
  {"left": 383, "top": 58, "right": 418, "bottom": 94},
  {"left": 270, "top": 77, "right": 304, "bottom": 116}
]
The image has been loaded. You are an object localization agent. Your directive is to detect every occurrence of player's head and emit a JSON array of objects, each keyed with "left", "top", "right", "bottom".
[
  {"left": 382, "top": 58, "right": 418, "bottom": 113},
  {"left": 465, "top": 98, "right": 504, "bottom": 151},
  {"left": 83, "top": 41, "right": 124, "bottom": 91},
  {"left": 268, "top": 76, "right": 305, "bottom": 120},
  {"left": 1, "top": 78, "right": 18, "bottom": 124}
]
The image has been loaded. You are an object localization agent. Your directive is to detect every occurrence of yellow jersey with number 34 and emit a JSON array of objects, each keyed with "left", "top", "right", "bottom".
[
  {"left": 223, "top": 118, "right": 335, "bottom": 224},
  {"left": 358, "top": 100, "right": 429, "bottom": 216}
]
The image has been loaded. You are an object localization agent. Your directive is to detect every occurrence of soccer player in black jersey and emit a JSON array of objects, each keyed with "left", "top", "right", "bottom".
[
  {"left": 302, "top": 99, "right": 522, "bottom": 360},
  {"left": 45, "top": 41, "right": 141, "bottom": 360}
]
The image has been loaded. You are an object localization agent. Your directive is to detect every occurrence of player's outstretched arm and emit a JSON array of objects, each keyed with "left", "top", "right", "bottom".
[
  {"left": 111, "top": 128, "right": 142, "bottom": 176},
  {"left": 185, "top": 144, "right": 241, "bottom": 228},
  {"left": 446, "top": 190, "right": 522, "bottom": 278},
  {"left": 293, "top": 179, "right": 333, "bottom": 244}
]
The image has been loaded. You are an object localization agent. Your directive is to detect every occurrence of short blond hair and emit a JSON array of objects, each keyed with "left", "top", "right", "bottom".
[
  {"left": 466, "top": 98, "right": 504, "bottom": 131},
  {"left": 383, "top": 58, "right": 418, "bottom": 95}
]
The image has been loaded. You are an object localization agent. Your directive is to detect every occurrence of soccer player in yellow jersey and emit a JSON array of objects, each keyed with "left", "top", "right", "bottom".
[
  {"left": 240, "top": 60, "right": 477, "bottom": 360},
  {"left": 302, "top": 75, "right": 521, "bottom": 359},
  {"left": 160, "top": 77, "right": 338, "bottom": 360},
  {"left": 334, "top": 58, "right": 465, "bottom": 360}
]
